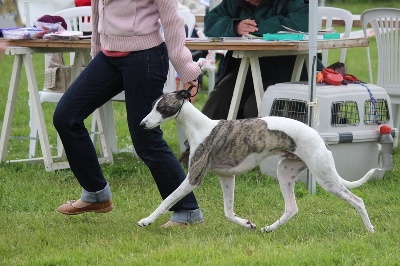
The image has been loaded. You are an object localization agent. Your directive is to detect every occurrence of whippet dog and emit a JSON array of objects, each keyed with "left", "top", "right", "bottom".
[{"left": 138, "top": 90, "right": 375, "bottom": 233}]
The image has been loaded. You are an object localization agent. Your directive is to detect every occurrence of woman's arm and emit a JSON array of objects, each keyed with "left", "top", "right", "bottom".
[
  {"left": 156, "top": 0, "right": 200, "bottom": 83},
  {"left": 90, "top": 1, "right": 101, "bottom": 58}
]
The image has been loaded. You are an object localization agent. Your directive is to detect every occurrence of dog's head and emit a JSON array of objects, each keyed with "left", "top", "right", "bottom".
[{"left": 140, "top": 90, "right": 191, "bottom": 129}]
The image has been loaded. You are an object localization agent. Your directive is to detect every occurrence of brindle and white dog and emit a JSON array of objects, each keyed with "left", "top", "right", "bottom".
[{"left": 138, "top": 90, "right": 375, "bottom": 233}]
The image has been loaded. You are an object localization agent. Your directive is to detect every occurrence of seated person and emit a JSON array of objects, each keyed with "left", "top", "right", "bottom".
[{"left": 201, "top": 0, "right": 323, "bottom": 119}]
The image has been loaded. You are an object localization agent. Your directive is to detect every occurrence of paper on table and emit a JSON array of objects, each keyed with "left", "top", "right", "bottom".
[
  {"left": 44, "top": 31, "right": 83, "bottom": 40},
  {"left": 281, "top": 25, "right": 337, "bottom": 34},
  {"left": 186, "top": 37, "right": 209, "bottom": 41},
  {"left": 186, "top": 36, "right": 267, "bottom": 42}
]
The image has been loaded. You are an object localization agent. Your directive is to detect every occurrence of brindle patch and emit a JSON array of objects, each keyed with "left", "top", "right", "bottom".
[
  {"left": 188, "top": 119, "right": 297, "bottom": 185},
  {"left": 283, "top": 151, "right": 300, "bottom": 160},
  {"left": 155, "top": 93, "right": 183, "bottom": 119}
]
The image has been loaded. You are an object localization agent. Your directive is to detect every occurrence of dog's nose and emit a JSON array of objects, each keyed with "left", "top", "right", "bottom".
[{"left": 139, "top": 121, "right": 146, "bottom": 128}]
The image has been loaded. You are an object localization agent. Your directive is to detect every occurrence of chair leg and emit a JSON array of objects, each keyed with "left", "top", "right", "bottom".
[
  {"left": 56, "top": 134, "right": 66, "bottom": 158},
  {"left": 29, "top": 100, "right": 66, "bottom": 159},
  {"left": 390, "top": 103, "right": 400, "bottom": 148},
  {"left": 28, "top": 98, "right": 39, "bottom": 158},
  {"left": 90, "top": 112, "right": 99, "bottom": 147},
  {"left": 208, "top": 70, "right": 215, "bottom": 94},
  {"left": 395, "top": 104, "right": 400, "bottom": 130},
  {"left": 94, "top": 106, "right": 114, "bottom": 164},
  {"left": 91, "top": 101, "right": 118, "bottom": 154},
  {"left": 104, "top": 101, "right": 117, "bottom": 153}
]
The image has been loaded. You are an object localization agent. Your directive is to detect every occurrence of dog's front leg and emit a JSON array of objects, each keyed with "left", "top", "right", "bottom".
[
  {"left": 138, "top": 178, "right": 196, "bottom": 227},
  {"left": 218, "top": 175, "right": 256, "bottom": 229}
]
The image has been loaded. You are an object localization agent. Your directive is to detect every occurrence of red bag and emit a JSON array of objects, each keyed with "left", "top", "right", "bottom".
[
  {"left": 75, "top": 0, "right": 91, "bottom": 7},
  {"left": 321, "top": 68, "right": 343, "bottom": 86}
]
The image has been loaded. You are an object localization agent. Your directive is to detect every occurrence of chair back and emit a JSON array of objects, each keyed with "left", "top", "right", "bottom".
[
  {"left": 16, "top": 0, "right": 75, "bottom": 26},
  {"left": 361, "top": 8, "right": 400, "bottom": 93},
  {"left": 46, "top": 7, "right": 92, "bottom": 67},
  {"left": 318, "top": 7, "right": 354, "bottom": 66},
  {"left": 52, "top": 6, "right": 92, "bottom": 32},
  {"left": 178, "top": 9, "right": 196, "bottom": 37}
]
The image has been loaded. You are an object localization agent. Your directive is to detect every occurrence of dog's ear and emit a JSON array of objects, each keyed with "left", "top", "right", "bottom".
[{"left": 176, "top": 90, "right": 191, "bottom": 100}]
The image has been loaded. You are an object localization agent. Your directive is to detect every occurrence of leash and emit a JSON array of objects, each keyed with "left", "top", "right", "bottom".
[
  {"left": 342, "top": 75, "right": 382, "bottom": 125},
  {"left": 175, "top": 84, "right": 198, "bottom": 101},
  {"left": 186, "top": 85, "right": 198, "bottom": 102}
]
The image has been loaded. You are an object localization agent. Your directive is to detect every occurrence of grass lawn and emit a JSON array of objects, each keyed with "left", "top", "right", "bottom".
[{"left": 1, "top": 2, "right": 400, "bottom": 265}]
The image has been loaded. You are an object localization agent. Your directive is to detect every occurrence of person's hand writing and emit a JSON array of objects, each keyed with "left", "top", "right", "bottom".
[{"left": 235, "top": 19, "right": 258, "bottom": 36}]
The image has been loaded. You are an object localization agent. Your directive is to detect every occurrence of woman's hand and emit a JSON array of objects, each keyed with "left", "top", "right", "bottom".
[
  {"left": 188, "top": 79, "right": 198, "bottom": 88},
  {"left": 185, "top": 79, "right": 199, "bottom": 98}
]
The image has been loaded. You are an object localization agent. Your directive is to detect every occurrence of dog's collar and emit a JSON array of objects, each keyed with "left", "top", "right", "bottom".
[
  {"left": 174, "top": 85, "right": 198, "bottom": 117},
  {"left": 174, "top": 98, "right": 186, "bottom": 118}
]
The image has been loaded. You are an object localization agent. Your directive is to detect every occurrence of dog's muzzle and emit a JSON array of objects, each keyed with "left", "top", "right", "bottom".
[
  {"left": 140, "top": 120, "right": 158, "bottom": 129},
  {"left": 139, "top": 121, "right": 148, "bottom": 129}
]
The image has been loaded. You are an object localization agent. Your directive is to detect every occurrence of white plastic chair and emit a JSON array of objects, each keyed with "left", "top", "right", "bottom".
[
  {"left": 178, "top": 9, "right": 196, "bottom": 40},
  {"left": 16, "top": 0, "right": 75, "bottom": 26},
  {"left": 318, "top": 7, "right": 354, "bottom": 66},
  {"left": 92, "top": 9, "right": 197, "bottom": 154},
  {"left": 28, "top": 6, "right": 113, "bottom": 165},
  {"left": 361, "top": 8, "right": 400, "bottom": 130}
]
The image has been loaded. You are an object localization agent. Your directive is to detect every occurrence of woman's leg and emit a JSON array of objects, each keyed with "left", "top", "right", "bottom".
[
  {"left": 54, "top": 52, "right": 124, "bottom": 203},
  {"left": 119, "top": 44, "right": 202, "bottom": 222}
]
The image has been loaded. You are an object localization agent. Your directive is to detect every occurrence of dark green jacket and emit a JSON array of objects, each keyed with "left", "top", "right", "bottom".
[
  {"left": 204, "top": 0, "right": 323, "bottom": 84},
  {"left": 204, "top": 0, "right": 309, "bottom": 37}
]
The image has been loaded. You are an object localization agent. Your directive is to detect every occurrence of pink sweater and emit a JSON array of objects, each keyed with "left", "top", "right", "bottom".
[{"left": 91, "top": 0, "right": 200, "bottom": 83}]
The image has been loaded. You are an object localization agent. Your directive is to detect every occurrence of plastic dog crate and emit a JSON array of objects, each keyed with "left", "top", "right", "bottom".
[{"left": 258, "top": 82, "right": 398, "bottom": 182}]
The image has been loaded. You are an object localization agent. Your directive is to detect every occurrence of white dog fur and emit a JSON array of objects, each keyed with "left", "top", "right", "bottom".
[{"left": 138, "top": 90, "right": 375, "bottom": 233}]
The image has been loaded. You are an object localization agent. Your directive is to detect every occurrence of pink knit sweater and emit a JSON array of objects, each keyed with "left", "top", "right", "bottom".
[{"left": 90, "top": 0, "right": 200, "bottom": 83}]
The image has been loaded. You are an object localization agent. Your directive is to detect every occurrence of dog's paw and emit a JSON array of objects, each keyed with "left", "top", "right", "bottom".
[
  {"left": 137, "top": 217, "right": 153, "bottom": 227},
  {"left": 367, "top": 225, "right": 375, "bottom": 234},
  {"left": 246, "top": 220, "right": 257, "bottom": 230},
  {"left": 260, "top": 226, "right": 274, "bottom": 233}
]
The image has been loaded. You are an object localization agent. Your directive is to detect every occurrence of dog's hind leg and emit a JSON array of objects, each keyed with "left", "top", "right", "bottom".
[
  {"left": 218, "top": 175, "right": 256, "bottom": 229},
  {"left": 261, "top": 159, "right": 306, "bottom": 233},
  {"left": 314, "top": 176, "right": 374, "bottom": 233}
]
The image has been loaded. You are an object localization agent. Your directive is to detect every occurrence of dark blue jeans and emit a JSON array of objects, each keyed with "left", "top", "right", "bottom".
[{"left": 53, "top": 43, "right": 199, "bottom": 211}]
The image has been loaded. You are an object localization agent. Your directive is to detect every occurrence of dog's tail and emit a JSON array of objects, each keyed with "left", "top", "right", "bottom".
[{"left": 340, "top": 168, "right": 376, "bottom": 189}]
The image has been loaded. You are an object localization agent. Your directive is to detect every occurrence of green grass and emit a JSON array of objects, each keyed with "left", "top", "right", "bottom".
[{"left": 1, "top": 2, "right": 400, "bottom": 265}]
